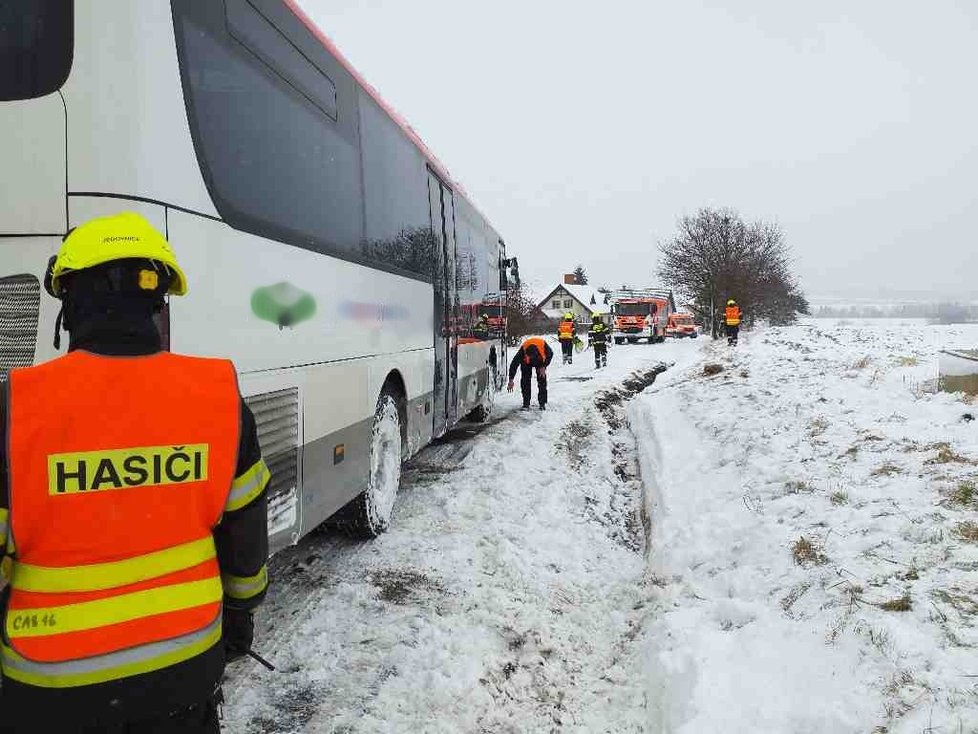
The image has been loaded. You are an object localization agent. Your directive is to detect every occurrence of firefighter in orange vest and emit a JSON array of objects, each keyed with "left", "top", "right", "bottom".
[
  {"left": 508, "top": 336, "right": 553, "bottom": 410},
  {"left": 0, "top": 213, "right": 270, "bottom": 732},
  {"left": 725, "top": 299, "right": 742, "bottom": 345},
  {"left": 557, "top": 312, "right": 576, "bottom": 365}
]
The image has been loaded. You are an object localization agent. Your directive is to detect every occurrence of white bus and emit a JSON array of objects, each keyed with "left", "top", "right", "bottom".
[{"left": 0, "top": 0, "right": 514, "bottom": 552}]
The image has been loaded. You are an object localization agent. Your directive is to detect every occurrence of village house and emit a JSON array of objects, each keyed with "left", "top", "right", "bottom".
[{"left": 535, "top": 275, "right": 612, "bottom": 326}]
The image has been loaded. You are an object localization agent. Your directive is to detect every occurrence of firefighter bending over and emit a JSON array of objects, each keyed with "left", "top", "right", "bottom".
[
  {"left": 0, "top": 213, "right": 270, "bottom": 733},
  {"left": 725, "top": 299, "right": 742, "bottom": 346},
  {"left": 557, "top": 312, "right": 576, "bottom": 365},
  {"left": 588, "top": 312, "right": 609, "bottom": 369},
  {"left": 508, "top": 336, "right": 553, "bottom": 410}
]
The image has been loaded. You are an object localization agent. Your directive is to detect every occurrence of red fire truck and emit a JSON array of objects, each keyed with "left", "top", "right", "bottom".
[
  {"left": 610, "top": 289, "right": 675, "bottom": 344},
  {"left": 665, "top": 312, "right": 699, "bottom": 338}
]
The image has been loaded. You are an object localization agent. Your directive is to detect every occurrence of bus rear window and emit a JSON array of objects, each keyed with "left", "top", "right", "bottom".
[{"left": 0, "top": 0, "right": 73, "bottom": 102}]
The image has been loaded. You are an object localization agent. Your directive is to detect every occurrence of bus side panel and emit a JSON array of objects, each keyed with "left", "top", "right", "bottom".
[
  {"left": 0, "top": 96, "right": 66, "bottom": 235},
  {"left": 165, "top": 211, "right": 433, "bottom": 373},
  {"left": 66, "top": 0, "right": 217, "bottom": 216}
]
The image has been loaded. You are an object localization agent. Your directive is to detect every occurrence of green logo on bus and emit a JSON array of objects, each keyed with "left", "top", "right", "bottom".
[{"left": 251, "top": 282, "right": 317, "bottom": 329}]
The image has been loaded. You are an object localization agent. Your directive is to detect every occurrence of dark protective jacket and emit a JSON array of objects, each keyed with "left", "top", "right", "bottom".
[
  {"left": 0, "top": 317, "right": 269, "bottom": 729},
  {"left": 509, "top": 338, "right": 554, "bottom": 379},
  {"left": 588, "top": 323, "right": 609, "bottom": 344}
]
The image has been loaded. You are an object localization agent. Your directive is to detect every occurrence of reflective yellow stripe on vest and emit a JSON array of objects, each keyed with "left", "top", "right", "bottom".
[
  {"left": 226, "top": 459, "right": 270, "bottom": 512},
  {"left": 9, "top": 537, "right": 216, "bottom": 594},
  {"left": 222, "top": 564, "right": 268, "bottom": 601},
  {"left": 7, "top": 577, "right": 222, "bottom": 639},
  {"left": 1, "top": 616, "right": 222, "bottom": 689},
  {"left": 0, "top": 508, "right": 8, "bottom": 547}
]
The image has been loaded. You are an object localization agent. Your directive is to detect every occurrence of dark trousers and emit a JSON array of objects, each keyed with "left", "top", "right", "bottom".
[
  {"left": 593, "top": 342, "right": 607, "bottom": 367},
  {"left": 520, "top": 364, "right": 548, "bottom": 407},
  {"left": 560, "top": 339, "right": 574, "bottom": 363},
  {"left": 3, "top": 695, "right": 222, "bottom": 734},
  {"left": 726, "top": 324, "right": 739, "bottom": 344}
]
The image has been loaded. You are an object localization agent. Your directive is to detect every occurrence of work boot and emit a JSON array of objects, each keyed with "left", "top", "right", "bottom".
[
  {"left": 539, "top": 404, "right": 547, "bottom": 411},
  {"left": 521, "top": 403, "right": 531, "bottom": 411}
]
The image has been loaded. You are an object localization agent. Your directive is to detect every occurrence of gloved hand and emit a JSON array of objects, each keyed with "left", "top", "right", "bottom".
[
  {"left": 507, "top": 380, "right": 514, "bottom": 392},
  {"left": 222, "top": 607, "right": 254, "bottom": 662}
]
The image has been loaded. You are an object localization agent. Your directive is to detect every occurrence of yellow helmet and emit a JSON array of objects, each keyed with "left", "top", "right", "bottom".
[
  {"left": 727, "top": 299, "right": 736, "bottom": 305},
  {"left": 564, "top": 312, "right": 574, "bottom": 320},
  {"left": 592, "top": 311, "right": 601, "bottom": 319},
  {"left": 47, "top": 212, "right": 188, "bottom": 297}
]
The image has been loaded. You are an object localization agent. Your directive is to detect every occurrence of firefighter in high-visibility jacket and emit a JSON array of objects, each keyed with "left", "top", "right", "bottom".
[
  {"left": 0, "top": 213, "right": 270, "bottom": 732},
  {"left": 508, "top": 337, "right": 553, "bottom": 410},
  {"left": 725, "top": 299, "right": 742, "bottom": 346},
  {"left": 588, "top": 312, "right": 609, "bottom": 369},
  {"left": 557, "top": 312, "right": 576, "bottom": 365}
]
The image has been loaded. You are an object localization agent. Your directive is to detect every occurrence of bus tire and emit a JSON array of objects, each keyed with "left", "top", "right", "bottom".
[
  {"left": 468, "top": 361, "right": 496, "bottom": 423},
  {"left": 333, "top": 390, "right": 403, "bottom": 538}
]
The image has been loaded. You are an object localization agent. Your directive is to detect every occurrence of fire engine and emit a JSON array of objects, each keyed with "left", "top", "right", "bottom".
[
  {"left": 665, "top": 312, "right": 699, "bottom": 339},
  {"left": 609, "top": 289, "right": 675, "bottom": 344}
]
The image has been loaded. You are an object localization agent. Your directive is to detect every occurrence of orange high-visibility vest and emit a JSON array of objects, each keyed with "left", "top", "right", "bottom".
[
  {"left": 3, "top": 350, "right": 239, "bottom": 688},
  {"left": 522, "top": 337, "right": 547, "bottom": 364},
  {"left": 557, "top": 320, "right": 574, "bottom": 340},
  {"left": 725, "top": 306, "right": 741, "bottom": 326}
]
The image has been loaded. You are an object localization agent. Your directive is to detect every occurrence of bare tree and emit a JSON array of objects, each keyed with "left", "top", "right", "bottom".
[
  {"left": 504, "top": 281, "right": 539, "bottom": 341},
  {"left": 657, "top": 208, "right": 808, "bottom": 338},
  {"left": 572, "top": 265, "right": 588, "bottom": 285}
]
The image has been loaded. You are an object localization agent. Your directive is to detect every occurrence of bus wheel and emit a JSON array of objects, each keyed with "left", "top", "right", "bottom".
[
  {"left": 334, "top": 390, "right": 403, "bottom": 537},
  {"left": 468, "top": 362, "right": 496, "bottom": 423}
]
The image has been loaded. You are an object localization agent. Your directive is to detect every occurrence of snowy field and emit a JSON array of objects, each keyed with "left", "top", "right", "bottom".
[
  {"left": 635, "top": 319, "right": 978, "bottom": 733},
  {"left": 227, "top": 319, "right": 978, "bottom": 732}
]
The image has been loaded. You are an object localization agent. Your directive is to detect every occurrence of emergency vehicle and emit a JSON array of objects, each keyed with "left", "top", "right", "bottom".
[
  {"left": 609, "top": 289, "right": 675, "bottom": 344},
  {"left": 665, "top": 312, "right": 698, "bottom": 338}
]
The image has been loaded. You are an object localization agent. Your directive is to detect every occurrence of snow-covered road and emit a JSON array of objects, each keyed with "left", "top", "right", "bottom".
[{"left": 226, "top": 338, "right": 703, "bottom": 733}]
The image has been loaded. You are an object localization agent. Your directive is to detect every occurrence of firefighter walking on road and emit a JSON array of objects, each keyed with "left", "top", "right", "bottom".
[
  {"left": 557, "top": 312, "right": 576, "bottom": 365},
  {"left": 588, "top": 312, "right": 609, "bottom": 369},
  {"left": 508, "top": 336, "right": 553, "bottom": 410},
  {"left": 725, "top": 299, "right": 742, "bottom": 346},
  {"left": 0, "top": 213, "right": 270, "bottom": 733}
]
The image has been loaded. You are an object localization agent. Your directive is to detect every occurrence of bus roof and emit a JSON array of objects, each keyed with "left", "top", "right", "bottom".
[{"left": 283, "top": 1, "right": 486, "bottom": 220}]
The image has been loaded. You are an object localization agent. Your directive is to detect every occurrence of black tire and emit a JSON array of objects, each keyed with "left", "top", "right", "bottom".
[
  {"left": 614, "top": 337, "right": 625, "bottom": 345},
  {"left": 330, "top": 389, "right": 403, "bottom": 538}
]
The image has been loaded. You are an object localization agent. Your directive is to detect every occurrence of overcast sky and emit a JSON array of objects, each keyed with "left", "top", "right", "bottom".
[{"left": 297, "top": 0, "right": 978, "bottom": 301}]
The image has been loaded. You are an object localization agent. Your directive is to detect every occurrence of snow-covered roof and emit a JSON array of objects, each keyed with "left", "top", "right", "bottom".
[{"left": 537, "top": 284, "right": 612, "bottom": 315}]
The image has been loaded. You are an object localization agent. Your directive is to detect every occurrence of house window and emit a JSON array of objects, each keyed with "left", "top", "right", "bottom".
[
  {"left": 552, "top": 299, "right": 561, "bottom": 309},
  {"left": 563, "top": 299, "right": 573, "bottom": 308}
]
